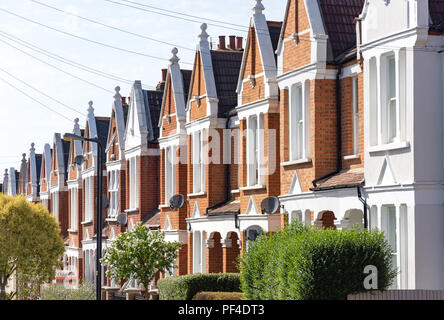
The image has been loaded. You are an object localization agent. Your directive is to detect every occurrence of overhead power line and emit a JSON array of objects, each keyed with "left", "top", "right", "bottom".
[
  {"left": 0, "top": 7, "right": 188, "bottom": 65},
  {"left": 0, "top": 30, "right": 156, "bottom": 90},
  {"left": 0, "top": 65, "right": 84, "bottom": 117},
  {"left": 0, "top": 74, "right": 74, "bottom": 123},
  {"left": 0, "top": 36, "right": 114, "bottom": 94},
  {"left": 31, "top": 0, "right": 194, "bottom": 52}
]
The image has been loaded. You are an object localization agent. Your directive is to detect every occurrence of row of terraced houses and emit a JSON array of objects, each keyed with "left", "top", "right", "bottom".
[{"left": 3, "top": 0, "right": 444, "bottom": 294}]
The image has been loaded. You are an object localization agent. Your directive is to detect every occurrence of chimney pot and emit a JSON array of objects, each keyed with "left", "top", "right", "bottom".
[
  {"left": 121, "top": 97, "right": 126, "bottom": 105},
  {"left": 236, "top": 37, "right": 243, "bottom": 50},
  {"left": 229, "top": 35, "right": 236, "bottom": 49},
  {"left": 219, "top": 36, "right": 226, "bottom": 50},
  {"left": 161, "top": 69, "right": 167, "bottom": 82}
]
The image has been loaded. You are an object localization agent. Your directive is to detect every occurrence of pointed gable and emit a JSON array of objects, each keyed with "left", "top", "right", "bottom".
[
  {"left": 125, "top": 81, "right": 163, "bottom": 151},
  {"left": 68, "top": 118, "right": 83, "bottom": 181},
  {"left": 83, "top": 102, "right": 110, "bottom": 169},
  {"left": 106, "top": 87, "right": 127, "bottom": 162},
  {"left": 237, "top": 1, "right": 282, "bottom": 103},
  {"left": 51, "top": 133, "right": 69, "bottom": 187},
  {"left": 39, "top": 144, "right": 52, "bottom": 193},
  {"left": 27, "top": 143, "right": 42, "bottom": 199},
  {"left": 159, "top": 48, "right": 192, "bottom": 137}
]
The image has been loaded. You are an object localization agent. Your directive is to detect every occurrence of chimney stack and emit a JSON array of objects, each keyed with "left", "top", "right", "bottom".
[
  {"left": 236, "top": 37, "right": 243, "bottom": 50},
  {"left": 219, "top": 36, "right": 226, "bottom": 50},
  {"left": 229, "top": 35, "right": 236, "bottom": 49},
  {"left": 161, "top": 69, "right": 167, "bottom": 82}
]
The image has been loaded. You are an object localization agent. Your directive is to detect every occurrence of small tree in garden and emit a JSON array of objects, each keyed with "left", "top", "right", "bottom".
[
  {"left": 0, "top": 194, "right": 65, "bottom": 300},
  {"left": 101, "top": 224, "right": 181, "bottom": 300}
]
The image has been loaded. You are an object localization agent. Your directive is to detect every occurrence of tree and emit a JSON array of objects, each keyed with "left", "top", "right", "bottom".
[
  {"left": 101, "top": 224, "right": 181, "bottom": 300},
  {"left": 0, "top": 194, "right": 65, "bottom": 300}
]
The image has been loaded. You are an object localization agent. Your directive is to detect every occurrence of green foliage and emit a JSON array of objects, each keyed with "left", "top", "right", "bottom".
[
  {"left": 239, "top": 222, "right": 397, "bottom": 300},
  {"left": 193, "top": 292, "right": 243, "bottom": 300},
  {"left": 101, "top": 224, "right": 181, "bottom": 299},
  {"left": 0, "top": 195, "right": 65, "bottom": 300},
  {"left": 39, "top": 282, "right": 95, "bottom": 300},
  {"left": 158, "top": 273, "right": 241, "bottom": 300}
]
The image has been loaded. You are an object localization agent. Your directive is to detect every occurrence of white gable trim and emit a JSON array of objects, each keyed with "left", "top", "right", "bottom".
[{"left": 246, "top": 196, "right": 259, "bottom": 215}]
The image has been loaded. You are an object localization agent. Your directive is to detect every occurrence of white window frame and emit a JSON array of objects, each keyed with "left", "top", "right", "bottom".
[
  {"left": 129, "top": 157, "right": 139, "bottom": 210},
  {"left": 289, "top": 81, "right": 310, "bottom": 162},
  {"left": 246, "top": 114, "right": 264, "bottom": 187},
  {"left": 51, "top": 191, "right": 59, "bottom": 221},
  {"left": 192, "top": 131, "right": 205, "bottom": 194},
  {"left": 70, "top": 188, "right": 78, "bottom": 231},
  {"left": 108, "top": 170, "right": 119, "bottom": 218},
  {"left": 352, "top": 76, "right": 359, "bottom": 155},
  {"left": 164, "top": 146, "right": 176, "bottom": 205},
  {"left": 84, "top": 176, "right": 93, "bottom": 222}
]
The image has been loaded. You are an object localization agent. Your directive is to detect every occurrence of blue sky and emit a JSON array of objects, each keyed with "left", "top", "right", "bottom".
[{"left": 0, "top": 0, "right": 285, "bottom": 171}]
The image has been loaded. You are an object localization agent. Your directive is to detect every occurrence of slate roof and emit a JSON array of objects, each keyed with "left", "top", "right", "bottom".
[
  {"left": 317, "top": 0, "right": 365, "bottom": 60},
  {"left": 314, "top": 168, "right": 364, "bottom": 190},
  {"left": 181, "top": 69, "right": 193, "bottom": 104},
  {"left": 207, "top": 200, "right": 241, "bottom": 215},
  {"left": 95, "top": 117, "right": 111, "bottom": 162},
  {"left": 35, "top": 154, "right": 42, "bottom": 194},
  {"left": 430, "top": 0, "right": 444, "bottom": 30},
  {"left": 268, "top": 20, "right": 283, "bottom": 64},
  {"left": 142, "top": 90, "right": 163, "bottom": 142},
  {"left": 142, "top": 209, "right": 161, "bottom": 229},
  {"left": 210, "top": 49, "right": 243, "bottom": 117},
  {"left": 62, "top": 140, "right": 70, "bottom": 176}
]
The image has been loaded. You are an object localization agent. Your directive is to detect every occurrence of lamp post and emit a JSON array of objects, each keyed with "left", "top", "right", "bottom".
[{"left": 63, "top": 132, "right": 104, "bottom": 300}]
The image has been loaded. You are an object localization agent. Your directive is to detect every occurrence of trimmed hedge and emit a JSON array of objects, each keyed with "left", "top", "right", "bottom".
[
  {"left": 239, "top": 222, "right": 397, "bottom": 300},
  {"left": 193, "top": 292, "right": 243, "bottom": 300},
  {"left": 158, "top": 273, "right": 241, "bottom": 300}
]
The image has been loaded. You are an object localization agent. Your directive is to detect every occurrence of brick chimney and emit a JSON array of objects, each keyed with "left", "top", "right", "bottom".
[
  {"left": 236, "top": 37, "right": 243, "bottom": 50},
  {"left": 219, "top": 36, "right": 226, "bottom": 50},
  {"left": 161, "top": 69, "right": 167, "bottom": 82},
  {"left": 229, "top": 35, "right": 236, "bottom": 49}
]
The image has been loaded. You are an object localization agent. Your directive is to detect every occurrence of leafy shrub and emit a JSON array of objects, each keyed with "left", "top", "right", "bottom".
[
  {"left": 239, "top": 222, "right": 397, "bottom": 300},
  {"left": 158, "top": 273, "right": 241, "bottom": 300},
  {"left": 193, "top": 292, "right": 243, "bottom": 300},
  {"left": 39, "top": 282, "right": 95, "bottom": 300}
]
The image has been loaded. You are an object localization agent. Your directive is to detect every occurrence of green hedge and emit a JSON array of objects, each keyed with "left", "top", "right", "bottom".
[
  {"left": 158, "top": 273, "right": 241, "bottom": 300},
  {"left": 193, "top": 292, "right": 243, "bottom": 300},
  {"left": 239, "top": 222, "right": 397, "bottom": 300}
]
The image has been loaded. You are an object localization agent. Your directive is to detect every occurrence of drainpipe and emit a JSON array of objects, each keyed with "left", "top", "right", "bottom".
[
  {"left": 205, "top": 111, "right": 234, "bottom": 215},
  {"left": 312, "top": 63, "right": 343, "bottom": 188},
  {"left": 357, "top": 186, "right": 368, "bottom": 229}
]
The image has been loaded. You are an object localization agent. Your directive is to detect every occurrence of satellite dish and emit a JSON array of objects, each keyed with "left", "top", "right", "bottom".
[
  {"left": 169, "top": 194, "right": 185, "bottom": 209},
  {"left": 261, "top": 196, "right": 280, "bottom": 215},
  {"left": 246, "top": 225, "right": 262, "bottom": 241},
  {"left": 102, "top": 194, "right": 109, "bottom": 209},
  {"left": 116, "top": 213, "right": 127, "bottom": 226},
  {"left": 74, "top": 155, "right": 84, "bottom": 166}
]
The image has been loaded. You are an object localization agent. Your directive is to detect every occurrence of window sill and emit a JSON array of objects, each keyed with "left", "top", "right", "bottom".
[
  {"left": 81, "top": 220, "right": 92, "bottom": 225},
  {"left": 368, "top": 141, "right": 410, "bottom": 154},
  {"left": 124, "top": 208, "right": 139, "bottom": 214},
  {"left": 231, "top": 189, "right": 240, "bottom": 194},
  {"left": 281, "top": 158, "right": 312, "bottom": 167},
  {"left": 105, "top": 218, "right": 118, "bottom": 222},
  {"left": 67, "top": 229, "right": 78, "bottom": 233},
  {"left": 343, "top": 154, "right": 360, "bottom": 160},
  {"left": 187, "top": 192, "right": 207, "bottom": 198},
  {"left": 159, "top": 204, "right": 172, "bottom": 209},
  {"left": 240, "top": 185, "right": 266, "bottom": 192}
]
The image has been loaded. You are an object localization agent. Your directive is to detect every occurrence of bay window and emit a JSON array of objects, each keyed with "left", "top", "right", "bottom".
[
  {"left": 70, "top": 188, "right": 78, "bottom": 230},
  {"left": 352, "top": 77, "right": 359, "bottom": 154},
  {"left": 108, "top": 171, "right": 119, "bottom": 218},
  {"left": 247, "top": 114, "right": 264, "bottom": 187},
  {"left": 51, "top": 191, "right": 59, "bottom": 221},
  {"left": 165, "top": 146, "right": 176, "bottom": 205},
  {"left": 192, "top": 131, "right": 205, "bottom": 194},
  {"left": 289, "top": 81, "right": 309, "bottom": 161},
  {"left": 129, "top": 157, "right": 139, "bottom": 210}
]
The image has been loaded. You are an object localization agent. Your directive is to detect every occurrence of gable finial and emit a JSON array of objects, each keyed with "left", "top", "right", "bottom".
[
  {"left": 114, "top": 86, "right": 121, "bottom": 101},
  {"left": 30, "top": 143, "right": 35, "bottom": 153},
  {"left": 199, "top": 23, "right": 209, "bottom": 42},
  {"left": 253, "top": 0, "right": 265, "bottom": 14},
  {"left": 22, "top": 153, "right": 26, "bottom": 162},
  {"left": 170, "top": 47, "right": 180, "bottom": 65},
  {"left": 87, "top": 101, "right": 94, "bottom": 114}
]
